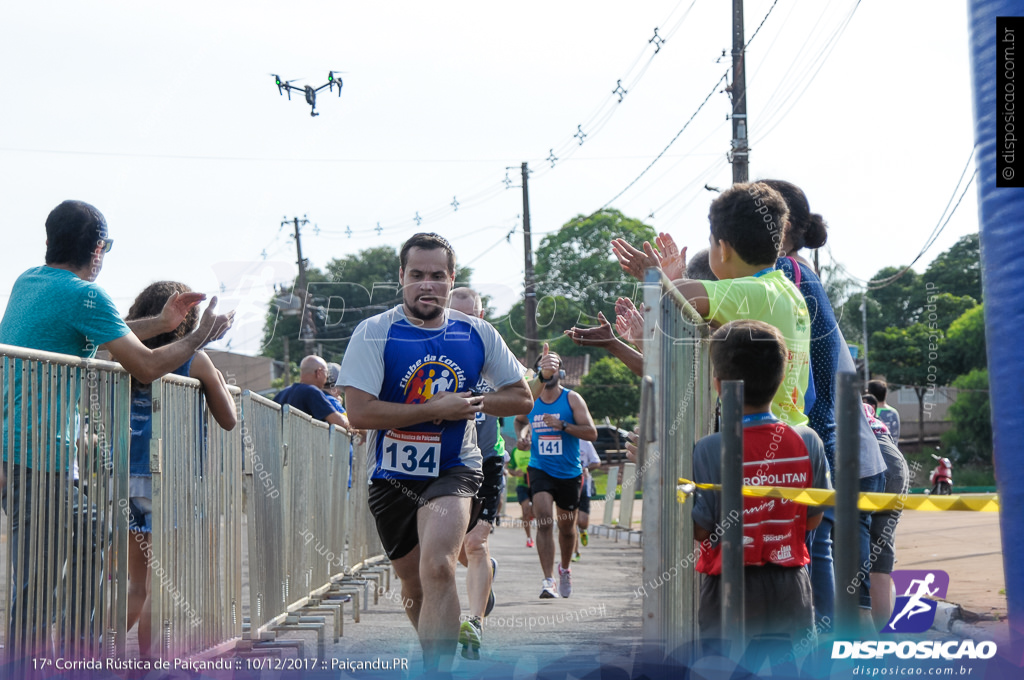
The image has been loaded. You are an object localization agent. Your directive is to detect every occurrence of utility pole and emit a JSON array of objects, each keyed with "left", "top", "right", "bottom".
[
  {"left": 730, "top": 0, "right": 749, "bottom": 184},
  {"left": 285, "top": 215, "right": 316, "bottom": 356},
  {"left": 521, "top": 162, "right": 540, "bottom": 369},
  {"left": 283, "top": 336, "right": 292, "bottom": 387},
  {"left": 861, "top": 290, "right": 870, "bottom": 383}
]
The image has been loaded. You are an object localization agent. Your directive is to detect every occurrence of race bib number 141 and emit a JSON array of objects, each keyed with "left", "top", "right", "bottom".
[
  {"left": 538, "top": 435, "right": 563, "bottom": 456},
  {"left": 382, "top": 430, "right": 441, "bottom": 477}
]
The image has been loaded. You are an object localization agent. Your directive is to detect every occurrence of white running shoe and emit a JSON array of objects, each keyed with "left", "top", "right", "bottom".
[
  {"left": 558, "top": 564, "right": 572, "bottom": 598},
  {"left": 540, "top": 577, "right": 559, "bottom": 599}
]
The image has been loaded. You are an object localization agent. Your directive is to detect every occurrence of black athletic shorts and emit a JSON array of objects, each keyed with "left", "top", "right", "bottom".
[
  {"left": 515, "top": 484, "right": 531, "bottom": 504},
  {"left": 367, "top": 466, "right": 483, "bottom": 560},
  {"left": 578, "top": 482, "right": 591, "bottom": 515},
  {"left": 476, "top": 456, "right": 505, "bottom": 525},
  {"left": 527, "top": 466, "right": 583, "bottom": 512}
]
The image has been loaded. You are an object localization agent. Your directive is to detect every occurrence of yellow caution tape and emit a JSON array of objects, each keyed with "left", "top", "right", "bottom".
[{"left": 676, "top": 478, "right": 999, "bottom": 512}]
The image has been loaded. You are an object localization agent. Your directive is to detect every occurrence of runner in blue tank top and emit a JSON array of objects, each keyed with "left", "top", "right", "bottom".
[
  {"left": 514, "top": 345, "right": 597, "bottom": 600},
  {"left": 340, "top": 234, "right": 533, "bottom": 673}
]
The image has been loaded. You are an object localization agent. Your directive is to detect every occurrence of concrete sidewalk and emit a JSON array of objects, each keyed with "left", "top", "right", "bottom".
[{"left": 323, "top": 516, "right": 645, "bottom": 676}]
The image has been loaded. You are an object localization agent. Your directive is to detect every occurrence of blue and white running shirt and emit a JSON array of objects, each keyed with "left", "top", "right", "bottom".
[{"left": 340, "top": 306, "right": 525, "bottom": 481}]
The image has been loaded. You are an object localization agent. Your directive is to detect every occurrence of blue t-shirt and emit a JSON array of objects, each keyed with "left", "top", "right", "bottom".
[
  {"left": 0, "top": 266, "right": 131, "bottom": 468},
  {"left": 273, "top": 383, "right": 343, "bottom": 422},
  {"left": 528, "top": 388, "right": 582, "bottom": 479},
  {"left": 129, "top": 358, "right": 194, "bottom": 476},
  {"left": 776, "top": 257, "right": 840, "bottom": 472},
  {"left": 339, "top": 306, "right": 525, "bottom": 481}
]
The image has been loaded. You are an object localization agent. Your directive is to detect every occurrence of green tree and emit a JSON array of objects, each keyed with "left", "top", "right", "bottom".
[
  {"left": 869, "top": 323, "right": 948, "bottom": 445},
  {"left": 491, "top": 295, "right": 586, "bottom": 359},
  {"left": 575, "top": 356, "right": 641, "bottom": 437},
  {"left": 924, "top": 233, "right": 982, "bottom": 303},
  {"left": 261, "top": 246, "right": 472, "bottom": 365},
  {"left": 922, "top": 293, "right": 978, "bottom": 335},
  {"left": 941, "top": 368, "right": 992, "bottom": 464},
  {"left": 260, "top": 265, "right": 331, "bottom": 365},
  {"left": 941, "top": 304, "right": 986, "bottom": 377},
  {"left": 533, "top": 209, "right": 656, "bottom": 322},
  {"left": 833, "top": 235, "right": 982, "bottom": 345}
]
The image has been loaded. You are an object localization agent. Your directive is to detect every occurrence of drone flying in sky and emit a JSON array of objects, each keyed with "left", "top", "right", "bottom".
[{"left": 271, "top": 71, "right": 343, "bottom": 117}]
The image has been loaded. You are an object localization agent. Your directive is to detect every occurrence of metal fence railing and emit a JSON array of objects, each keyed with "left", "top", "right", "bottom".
[
  {"left": 1, "top": 344, "right": 132, "bottom": 666},
  {"left": 240, "top": 392, "right": 383, "bottom": 651},
  {"left": 149, "top": 374, "right": 244, "bottom": 658},
  {"left": 1, "top": 344, "right": 388, "bottom": 668},
  {"left": 638, "top": 270, "right": 716, "bottom": 656}
]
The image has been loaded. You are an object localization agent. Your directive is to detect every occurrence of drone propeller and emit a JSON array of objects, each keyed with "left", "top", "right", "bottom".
[
  {"left": 327, "top": 71, "right": 346, "bottom": 95},
  {"left": 270, "top": 73, "right": 302, "bottom": 99}
]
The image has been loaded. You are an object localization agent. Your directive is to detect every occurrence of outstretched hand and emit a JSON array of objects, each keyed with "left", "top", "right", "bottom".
[
  {"left": 160, "top": 291, "right": 206, "bottom": 333},
  {"left": 614, "top": 298, "right": 645, "bottom": 350},
  {"left": 195, "top": 296, "right": 235, "bottom": 347},
  {"left": 612, "top": 238, "right": 663, "bottom": 282},
  {"left": 564, "top": 311, "right": 617, "bottom": 348},
  {"left": 654, "top": 233, "right": 687, "bottom": 281}
]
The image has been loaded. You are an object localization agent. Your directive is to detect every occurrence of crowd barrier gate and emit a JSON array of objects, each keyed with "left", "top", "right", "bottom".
[
  {"left": 0, "top": 344, "right": 388, "bottom": 667},
  {"left": 149, "top": 374, "right": 244, "bottom": 658},
  {"left": 0, "top": 345, "right": 132, "bottom": 666},
  {"left": 638, "top": 270, "right": 716, "bottom": 656}
]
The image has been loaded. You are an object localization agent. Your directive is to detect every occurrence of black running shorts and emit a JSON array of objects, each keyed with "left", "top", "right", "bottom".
[
  {"left": 367, "top": 466, "right": 483, "bottom": 560},
  {"left": 527, "top": 466, "right": 583, "bottom": 512}
]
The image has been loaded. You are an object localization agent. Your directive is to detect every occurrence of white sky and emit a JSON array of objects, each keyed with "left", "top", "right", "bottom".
[{"left": 0, "top": 1, "right": 979, "bottom": 356}]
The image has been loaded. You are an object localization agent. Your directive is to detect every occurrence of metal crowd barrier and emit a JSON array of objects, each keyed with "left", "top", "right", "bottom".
[
  {"left": 638, "top": 270, "right": 716, "bottom": 656},
  {"left": 148, "top": 374, "right": 244, "bottom": 658},
  {"left": 0, "top": 344, "right": 132, "bottom": 666},
  {"left": 239, "top": 392, "right": 385, "bottom": 654},
  {"left": 1, "top": 342, "right": 389, "bottom": 668}
]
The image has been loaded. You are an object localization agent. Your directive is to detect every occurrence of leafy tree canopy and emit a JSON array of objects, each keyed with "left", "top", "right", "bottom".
[
  {"left": 533, "top": 209, "right": 656, "bottom": 321},
  {"left": 491, "top": 295, "right": 588, "bottom": 359},
  {"left": 261, "top": 245, "right": 472, "bottom": 364},
  {"left": 576, "top": 356, "right": 641, "bottom": 427},
  {"left": 941, "top": 304, "right": 986, "bottom": 377},
  {"left": 924, "top": 233, "right": 982, "bottom": 303},
  {"left": 870, "top": 323, "right": 947, "bottom": 388},
  {"left": 941, "top": 368, "right": 992, "bottom": 464}
]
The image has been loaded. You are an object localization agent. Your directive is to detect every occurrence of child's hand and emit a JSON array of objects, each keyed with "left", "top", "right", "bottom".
[
  {"left": 612, "top": 238, "right": 662, "bottom": 281},
  {"left": 655, "top": 233, "right": 687, "bottom": 281}
]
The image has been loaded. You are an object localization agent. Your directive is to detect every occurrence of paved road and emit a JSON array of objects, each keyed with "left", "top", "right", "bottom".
[{"left": 324, "top": 515, "right": 646, "bottom": 676}]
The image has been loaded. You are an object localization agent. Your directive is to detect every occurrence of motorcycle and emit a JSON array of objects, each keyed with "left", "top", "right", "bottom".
[{"left": 929, "top": 454, "right": 953, "bottom": 495}]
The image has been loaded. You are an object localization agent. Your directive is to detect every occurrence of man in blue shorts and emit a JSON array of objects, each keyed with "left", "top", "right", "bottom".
[
  {"left": 514, "top": 348, "right": 597, "bottom": 599},
  {"left": 340, "top": 233, "right": 532, "bottom": 672}
]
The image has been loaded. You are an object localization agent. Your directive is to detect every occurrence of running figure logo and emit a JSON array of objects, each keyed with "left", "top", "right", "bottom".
[
  {"left": 883, "top": 569, "right": 950, "bottom": 633},
  {"left": 403, "top": 361, "right": 460, "bottom": 404}
]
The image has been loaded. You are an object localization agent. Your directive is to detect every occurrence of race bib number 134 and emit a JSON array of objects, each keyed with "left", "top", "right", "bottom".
[{"left": 382, "top": 430, "right": 441, "bottom": 477}]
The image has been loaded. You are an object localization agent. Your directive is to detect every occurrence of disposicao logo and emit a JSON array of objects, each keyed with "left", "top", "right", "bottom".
[
  {"left": 831, "top": 568, "right": 997, "bottom": 661},
  {"left": 883, "top": 569, "right": 949, "bottom": 634}
]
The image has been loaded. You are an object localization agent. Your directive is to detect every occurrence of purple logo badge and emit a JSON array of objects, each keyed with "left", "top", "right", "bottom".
[{"left": 882, "top": 570, "right": 950, "bottom": 633}]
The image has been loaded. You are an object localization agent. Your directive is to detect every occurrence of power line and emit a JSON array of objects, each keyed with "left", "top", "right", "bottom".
[
  {"left": 751, "top": 0, "right": 862, "bottom": 145},
  {"left": 598, "top": 72, "right": 729, "bottom": 211},
  {"left": 826, "top": 148, "right": 977, "bottom": 291}
]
